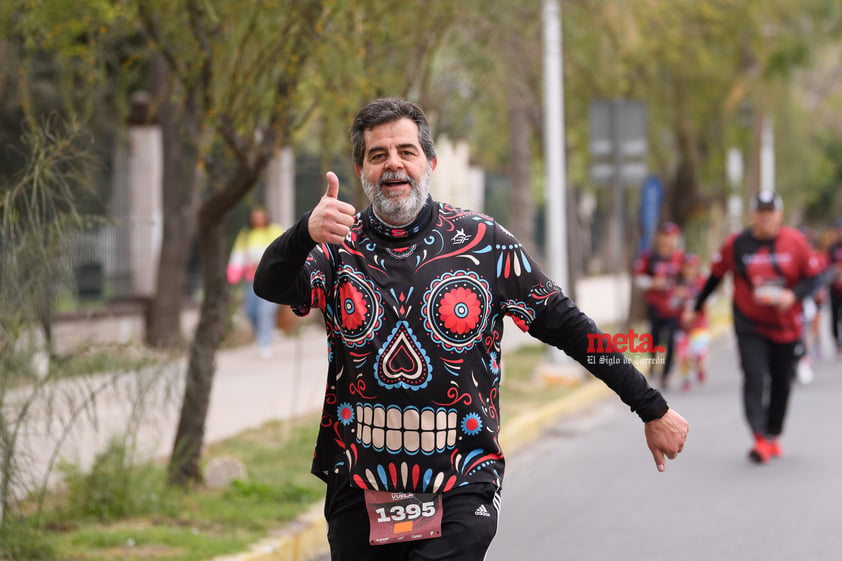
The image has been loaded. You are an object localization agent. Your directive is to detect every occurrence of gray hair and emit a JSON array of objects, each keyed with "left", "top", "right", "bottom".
[{"left": 350, "top": 98, "right": 436, "bottom": 168}]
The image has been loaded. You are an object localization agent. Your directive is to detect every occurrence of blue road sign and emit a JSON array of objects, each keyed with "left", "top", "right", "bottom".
[{"left": 638, "top": 175, "right": 663, "bottom": 253}]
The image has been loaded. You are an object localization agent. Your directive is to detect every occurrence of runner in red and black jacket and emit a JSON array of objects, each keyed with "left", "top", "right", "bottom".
[
  {"left": 633, "top": 222, "right": 684, "bottom": 388},
  {"left": 827, "top": 217, "right": 842, "bottom": 356},
  {"left": 688, "top": 192, "right": 823, "bottom": 464}
]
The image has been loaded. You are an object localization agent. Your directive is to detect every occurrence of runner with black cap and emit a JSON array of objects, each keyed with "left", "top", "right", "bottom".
[{"left": 686, "top": 191, "right": 823, "bottom": 463}]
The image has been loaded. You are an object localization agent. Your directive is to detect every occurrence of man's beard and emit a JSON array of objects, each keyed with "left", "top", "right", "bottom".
[{"left": 361, "top": 164, "right": 432, "bottom": 226}]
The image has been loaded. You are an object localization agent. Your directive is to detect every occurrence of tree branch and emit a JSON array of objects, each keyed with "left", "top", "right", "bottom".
[
  {"left": 136, "top": 3, "right": 184, "bottom": 81},
  {"left": 185, "top": 0, "right": 219, "bottom": 118},
  {"left": 219, "top": 3, "right": 263, "bottom": 113},
  {"left": 217, "top": 115, "right": 248, "bottom": 164}
]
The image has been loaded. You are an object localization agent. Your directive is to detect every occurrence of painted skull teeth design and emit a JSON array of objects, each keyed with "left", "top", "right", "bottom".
[{"left": 356, "top": 403, "right": 458, "bottom": 455}]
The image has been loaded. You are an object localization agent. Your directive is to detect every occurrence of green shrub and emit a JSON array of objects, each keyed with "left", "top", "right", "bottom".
[
  {"left": 54, "top": 438, "right": 173, "bottom": 523},
  {"left": 225, "top": 479, "right": 321, "bottom": 505},
  {"left": 0, "top": 520, "right": 55, "bottom": 560}
]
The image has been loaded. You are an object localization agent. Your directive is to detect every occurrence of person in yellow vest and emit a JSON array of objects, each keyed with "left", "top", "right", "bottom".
[{"left": 227, "top": 206, "right": 284, "bottom": 358}]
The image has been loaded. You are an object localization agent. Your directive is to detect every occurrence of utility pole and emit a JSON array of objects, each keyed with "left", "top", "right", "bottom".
[
  {"left": 760, "top": 117, "right": 774, "bottom": 196},
  {"left": 543, "top": 0, "right": 567, "bottom": 291},
  {"left": 539, "top": 0, "right": 582, "bottom": 383}
]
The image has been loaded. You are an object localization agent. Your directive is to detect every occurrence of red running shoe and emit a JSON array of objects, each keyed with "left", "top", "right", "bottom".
[
  {"left": 749, "top": 433, "right": 772, "bottom": 464},
  {"left": 768, "top": 438, "right": 782, "bottom": 458}
]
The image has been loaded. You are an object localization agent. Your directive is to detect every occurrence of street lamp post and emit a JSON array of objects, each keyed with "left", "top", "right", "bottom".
[{"left": 539, "top": 0, "right": 583, "bottom": 383}]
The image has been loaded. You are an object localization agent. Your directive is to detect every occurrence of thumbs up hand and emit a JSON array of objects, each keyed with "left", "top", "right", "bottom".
[{"left": 308, "top": 171, "right": 357, "bottom": 244}]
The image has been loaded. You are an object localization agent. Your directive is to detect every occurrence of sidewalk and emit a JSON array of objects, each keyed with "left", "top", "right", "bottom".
[{"left": 16, "top": 321, "right": 336, "bottom": 488}]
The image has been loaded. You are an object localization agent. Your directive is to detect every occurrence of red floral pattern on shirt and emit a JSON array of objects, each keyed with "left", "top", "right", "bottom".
[
  {"left": 340, "top": 282, "right": 368, "bottom": 330},
  {"left": 439, "top": 287, "right": 482, "bottom": 335}
]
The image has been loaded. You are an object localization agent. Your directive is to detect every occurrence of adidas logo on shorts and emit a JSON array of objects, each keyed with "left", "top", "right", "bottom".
[{"left": 474, "top": 504, "right": 491, "bottom": 517}]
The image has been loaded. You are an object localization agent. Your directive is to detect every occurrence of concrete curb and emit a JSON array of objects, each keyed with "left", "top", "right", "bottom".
[{"left": 212, "top": 502, "right": 326, "bottom": 561}]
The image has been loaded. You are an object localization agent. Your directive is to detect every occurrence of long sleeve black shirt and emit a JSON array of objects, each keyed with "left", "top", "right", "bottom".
[{"left": 254, "top": 198, "right": 668, "bottom": 493}]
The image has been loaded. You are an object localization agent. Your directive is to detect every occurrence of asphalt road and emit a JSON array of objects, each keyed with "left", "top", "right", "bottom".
[{"left": 486, "top": 333, "right": 842, "bottom": 561}]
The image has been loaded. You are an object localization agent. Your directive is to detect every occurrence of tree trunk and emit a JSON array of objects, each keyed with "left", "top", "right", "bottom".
[
  {"left": 166, "top": 149, "right": 270, "bottom": 486},
  {"left": 663, "top": 90, "right": 700, "bottom": 227},
  {"left": 167, "top": 210, "right": 230, "bottom": 487},
  {"left": 595, "top": 188, "right": 619, "bottom": 274},
  {"left": 507, "top": 96, "right": 535, "bottom": 253},
  {"left": 665, "top": 153, "right": 698, "bottom": 226},
  {"left": 145, "top": 53, "right": 199, "bottom": 348}
]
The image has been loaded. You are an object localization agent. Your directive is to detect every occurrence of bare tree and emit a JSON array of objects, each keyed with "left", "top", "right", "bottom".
[
  {"left": 130, "top": 0, "right": 327, "bottom": 486},
  {"left": 143, "top": 53, "right": 202, "bottom": 348}
]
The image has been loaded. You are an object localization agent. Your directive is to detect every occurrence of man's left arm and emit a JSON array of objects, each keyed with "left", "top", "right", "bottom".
[
  {"left": 528, "top": 291, "right": 688, "bottom": 472},
  {"left": 490, "top": 220, "right": 688, "bottom": 470}
]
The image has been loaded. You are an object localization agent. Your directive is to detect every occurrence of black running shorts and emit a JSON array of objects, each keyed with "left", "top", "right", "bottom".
[{"left": 324, "top": 471, "right": 501, "bottom": 561}]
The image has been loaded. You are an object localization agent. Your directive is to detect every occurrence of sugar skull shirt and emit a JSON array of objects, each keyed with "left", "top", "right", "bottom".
[{"left": 254, "top": 197, "right": 668, "bottom": 493}]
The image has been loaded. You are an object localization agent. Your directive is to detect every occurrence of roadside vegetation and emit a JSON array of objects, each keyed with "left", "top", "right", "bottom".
[
  {"left": 3, "top": 344, "right": 161, "bottom": 391},
  {"left": 2, "top": 342, "right": 567, "bottom": 561}
]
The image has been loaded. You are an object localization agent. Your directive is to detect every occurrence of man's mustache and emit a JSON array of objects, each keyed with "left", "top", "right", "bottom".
[{"left": 379, "top": 172, "right": 413, "bottom": 187}]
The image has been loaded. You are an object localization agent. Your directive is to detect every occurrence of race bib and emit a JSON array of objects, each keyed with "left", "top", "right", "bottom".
[
  {"left": 753, "top": 278, "right": 784, "bottom": 305},
  {"left": 668, "top": 294, "right": 684, "bottom": 310},
  {"left": 364, "top": 490, "right": 442, "bottom": 546}
]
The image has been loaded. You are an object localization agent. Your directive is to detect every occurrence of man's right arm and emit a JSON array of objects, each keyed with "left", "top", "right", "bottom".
[
  {"left": 253, "top": 212, "right": 316, "bottom": 305},
  {"left": 254, "top": 172, "right": 356, "bottom": 305}
]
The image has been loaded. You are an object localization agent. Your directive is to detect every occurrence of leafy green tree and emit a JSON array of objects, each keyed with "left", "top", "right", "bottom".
[
  {"left": 119, "top": 0, "right": 329, "bottom": 486},
  {"left": 293, "top": 0, "right": 464, "bottom": 207},
  {"left": 434, "top": 1, "right": 545, "bottom": 254},
  {"left": 140, "top": 0, "right": 467, "bottom": 486},
  {"left": 4, "top": 0, "right": 146, "bottom": 355},
  {"left": 560, "top": 0, "right": 842, "bottom": 260},
  {"left": 7, "top": 0, "right": 474, "bottom": 489}
]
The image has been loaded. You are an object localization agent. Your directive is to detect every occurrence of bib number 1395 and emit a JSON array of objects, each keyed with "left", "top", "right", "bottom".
[
  {"left": 375, "top": 500, "right": 436, "bottom": 523},
  {"left": 364, "top": 490, "right": 443, "bottom": 545}
]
